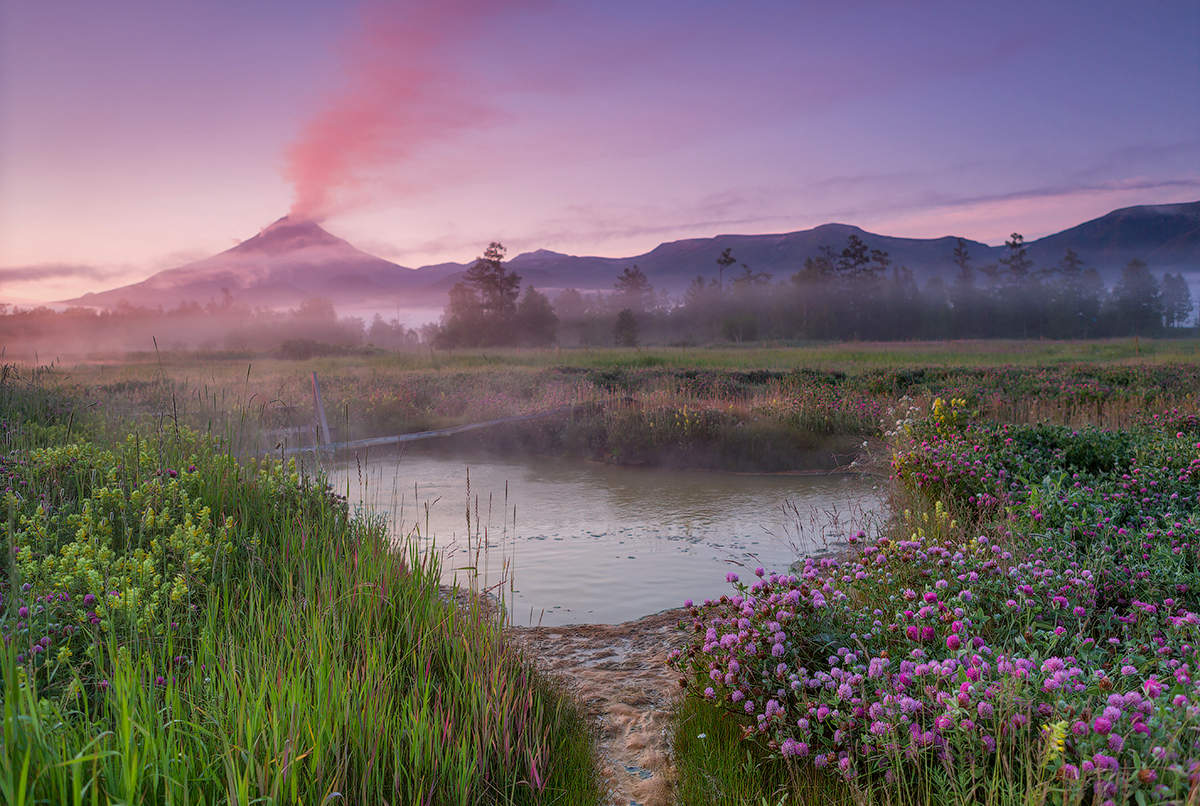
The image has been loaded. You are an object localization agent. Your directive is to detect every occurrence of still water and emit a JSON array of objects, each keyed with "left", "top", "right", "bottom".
[{"left": 328, "top": 453, "right": 885, "bottom": 626}]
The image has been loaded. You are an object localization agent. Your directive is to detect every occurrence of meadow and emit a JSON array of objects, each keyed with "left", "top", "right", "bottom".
[
  {"left": 5, "top": 339, "right": 1200, "bottom": 805},
  {"left": 669, "top": 386, "right": 1200, "bottom": 803},
  {"left": 42, "top": 339, "right": 1200, "bottom": 470},
  {"left": 0, "top": 370, "right": 599, "bottom": 804}
]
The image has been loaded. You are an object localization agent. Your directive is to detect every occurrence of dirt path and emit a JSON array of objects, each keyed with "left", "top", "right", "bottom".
[{"left": 508, "top": 609, "right": 689, "bottom": 806}]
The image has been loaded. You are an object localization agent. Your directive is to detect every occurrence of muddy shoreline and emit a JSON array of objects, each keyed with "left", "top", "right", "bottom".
[{"left": 507, "top": 608, "right": 689, "bottom": 806}]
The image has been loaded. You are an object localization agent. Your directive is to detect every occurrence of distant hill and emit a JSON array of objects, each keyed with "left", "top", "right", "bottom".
[
  {"left": 497, "top": 225, "right": 992, "bottom": 291},
  {"left": 65, "top": 201, "right": 1200, "bottom": 310},
  {"left": 1026, "top": 201, "right": 1200, "bottom": 270},
  {"left": 67, "top": 216, "right": 452, "bottom": 310}
]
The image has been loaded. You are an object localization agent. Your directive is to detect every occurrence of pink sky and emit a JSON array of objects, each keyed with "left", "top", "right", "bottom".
[{"left": 1, "top": 0, "right": 1197, "bottom": 303}]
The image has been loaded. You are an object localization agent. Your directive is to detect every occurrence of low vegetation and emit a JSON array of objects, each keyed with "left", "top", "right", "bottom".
[
  {"left": 7, "top": 342, "right": 1200, "bottom": 804},
  {"left": 46, "top": 343, "right": 1200, "bottom": 471},
  {"left": 0, "top": 369, "right": 600, "bottom": 804},
  {"left": 670, "top": 392, "right": 1200, "bottom": 803}
]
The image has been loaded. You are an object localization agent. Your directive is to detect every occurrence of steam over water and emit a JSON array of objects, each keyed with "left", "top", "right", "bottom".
[{"left": 329, "top": 453, "right": 885, "bottom": 626}]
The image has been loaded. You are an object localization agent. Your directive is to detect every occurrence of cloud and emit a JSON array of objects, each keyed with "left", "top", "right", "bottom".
[
  {"left": 919, "top": 177, "right": 1200, "bottom": 211},
  {"left": 353, "top": 235, "right": 472, "bottom": 266},
  {"left": 471, "top": 175, "right": 1200, "bottom": 258},
  {"left": 0, "top": 263, "right": 112, "bottom": 284},
  {"left": 1065, "top": 139, "right": 1200, "bottom": 183},
  {"left": 0, "top": 260, "right": 167, "bottom": 304},
  {"left": 148, "top": 248, "right": 212, "bottom": 270},
  {"left": 866, "top": 178, "right": 1200, "bottom": 244}
]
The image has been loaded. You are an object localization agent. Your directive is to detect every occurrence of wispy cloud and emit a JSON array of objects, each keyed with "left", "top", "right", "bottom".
[
  {"left": 917, "top": 177, "right": 1200, "bottom": 211},
  {"left": 1064, "top": 140, "right": 1200, "bottom": 184},
  {"left": 0, "top": 263, "right": 112, "bottom": 285},
  {"left": 462, "top": 176, "right": 1200, "bottom": 259},
  {"left": 868, "top": 178, "right": 1200, "bottom": 245}
]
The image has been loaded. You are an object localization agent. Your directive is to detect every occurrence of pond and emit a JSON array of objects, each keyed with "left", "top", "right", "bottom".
[{"left": 328, "top": 452, "right": 885, "bottom": 626}]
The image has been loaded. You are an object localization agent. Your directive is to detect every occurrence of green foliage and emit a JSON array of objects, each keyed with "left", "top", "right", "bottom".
[
  {"left": 517, "top": 287, "right": 559, "bottom": 347},
  {"left": 720, "top": 312, "right": 759, "bottom": 342},
  {"left": 672, "top": 696, "right": 850, "bottom": 806},
  {"left": 675, "top": 397, "right": 1200, "bottom": 803},
  {"left": 1111, "top": 259, "right": 1165, "bottom": 336},
  {"left": 613, "top": 308, "right": 639, "bottom": 348},
  {"left": 437, "top": 244, "right": 566, "bottom": 349},
  {"left": 1162, "top": 272, "right": 1194, "bottom": 329},
  {"left": 613, "top": 265, "right": 653, "bottom": 312},
  {"left": 0, "top": 381, "right": 602, "bottom": 805},
  {"left": 465, "top": 241, "right": 522, "bottom": 319}
]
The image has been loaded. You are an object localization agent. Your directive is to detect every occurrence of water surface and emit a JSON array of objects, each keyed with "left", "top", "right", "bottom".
[{"left": 329, "top": 452, "right": 884, "bottom": 626}]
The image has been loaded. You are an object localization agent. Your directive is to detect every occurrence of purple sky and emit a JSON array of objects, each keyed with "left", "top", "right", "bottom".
[{"left": 1, "top": 0, "right": 1197, "bottom": 302}]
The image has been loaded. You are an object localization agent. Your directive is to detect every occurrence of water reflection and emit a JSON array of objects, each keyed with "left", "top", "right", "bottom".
[{"left": 328, "top": 452, "right": 885, "bottom": 626}]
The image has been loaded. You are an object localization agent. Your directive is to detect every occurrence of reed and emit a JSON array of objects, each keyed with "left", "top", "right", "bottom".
[
  {"left": 37, "top": 346, "right": 1200, "bottom": 472},
  {"left": 0, "top": 365, "right": 601, "bottom": 805}
]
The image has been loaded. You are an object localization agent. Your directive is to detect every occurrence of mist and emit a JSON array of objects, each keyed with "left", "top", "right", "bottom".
[
  {"left": 0, "top": 298, "right": 421, "bottom": 361},
  {"left": 409, "top": 233, "right": 1194, "bottom": 348},
  {"left": 2, "top": 231, "right": 1194, "bottom": 361}
]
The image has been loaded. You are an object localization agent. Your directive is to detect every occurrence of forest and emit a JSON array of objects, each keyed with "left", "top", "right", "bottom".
[{"left": 435, "top": 234, "right": 1194, "bottom": 346}]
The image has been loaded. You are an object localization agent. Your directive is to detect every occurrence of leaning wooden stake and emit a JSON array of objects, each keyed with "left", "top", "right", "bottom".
[
  {"left": 311, "top": 371, "right": 332, "bottom": 447},
  {"left": 283, "top": 404, "right": 579, "bottom": 457}
]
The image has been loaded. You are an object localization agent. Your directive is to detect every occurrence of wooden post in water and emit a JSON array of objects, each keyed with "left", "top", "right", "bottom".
[{"left": 311, "top": 371, "right": 332, "bottom": 447}]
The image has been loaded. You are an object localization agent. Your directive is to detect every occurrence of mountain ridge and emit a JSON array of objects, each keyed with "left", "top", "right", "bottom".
[{"left": 65, "top": 201, "right": 1200, "bottom": 310}]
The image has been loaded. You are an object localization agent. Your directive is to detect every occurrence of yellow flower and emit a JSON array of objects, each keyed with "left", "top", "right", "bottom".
[{"left": 1042, "top": 721, "right": 1067, "bottom": 763}]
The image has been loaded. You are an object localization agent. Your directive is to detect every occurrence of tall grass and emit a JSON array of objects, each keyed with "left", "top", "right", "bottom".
[
  {"left": 0, "top": 365, "right": 601, "bottom": 804},
  {"left": 672, "top": 695, "right": 857, "bottom": 806},
  {"left": 44, "top": 346, "right": 1200, "bottom": 459}
]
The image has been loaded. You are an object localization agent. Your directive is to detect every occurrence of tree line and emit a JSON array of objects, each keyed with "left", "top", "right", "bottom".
[
  {"left": 0, "top": 235, "right": 1192, "bottom": 356},
  {"left": 432, "top": 235, "right": 1194, "bottom": 347}
]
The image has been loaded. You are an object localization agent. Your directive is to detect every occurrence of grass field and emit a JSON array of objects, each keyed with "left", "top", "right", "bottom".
[
  {"left": 0, "top": 370, "right": 601, "bottom": 804},
  {"left": 47, "top": 337, "right": 1200, "bottom": 389},
  {"left": 7, "top": 340, "right": 1200, "bottom": 804},
  {"left": 30, "top": 338, "right": 1200, "bottom": 469}
]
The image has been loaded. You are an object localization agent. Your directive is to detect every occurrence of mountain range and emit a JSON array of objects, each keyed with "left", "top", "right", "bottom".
[{"left": 66, "top": 201, "right": 1200, "bottom": 311}]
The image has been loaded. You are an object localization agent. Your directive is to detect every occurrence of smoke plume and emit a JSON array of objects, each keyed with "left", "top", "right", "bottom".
[{"left": 285, "top": 0, "right": 527, "bottom": 221}]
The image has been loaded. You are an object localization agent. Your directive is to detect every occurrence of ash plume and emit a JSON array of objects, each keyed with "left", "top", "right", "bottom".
[{"left": 285, "top": 0, "right": 531, "bottom": 222}]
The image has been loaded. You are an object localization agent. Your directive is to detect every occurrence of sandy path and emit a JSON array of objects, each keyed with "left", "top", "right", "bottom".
[{"left": 508, "top": 608, "right": 689, "bottom": 806}]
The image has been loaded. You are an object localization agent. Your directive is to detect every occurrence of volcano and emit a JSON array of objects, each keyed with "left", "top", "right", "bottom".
[
  {"left": 65, "top": 201, "right": 1200, "bottom": 312},
  {"left": 66, "top": 216, "right": 439, "bottom": 310}
]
